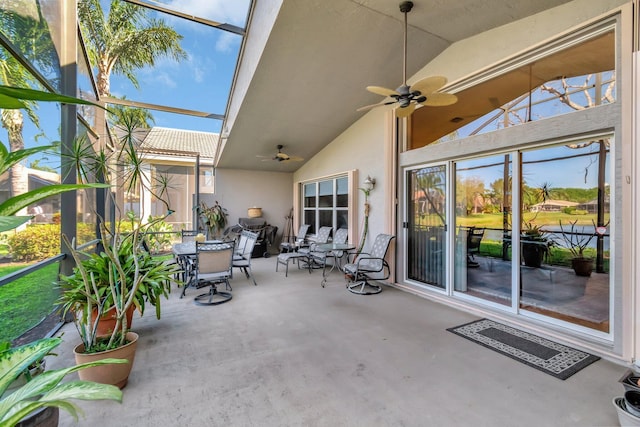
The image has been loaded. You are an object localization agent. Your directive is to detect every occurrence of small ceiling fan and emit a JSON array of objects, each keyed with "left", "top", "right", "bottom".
[
  {"left": 357, "top": 1, "right": 458, "bottom": 118},
  {"left": 257, "top": 145, "right": 304, "bottom": 162}
]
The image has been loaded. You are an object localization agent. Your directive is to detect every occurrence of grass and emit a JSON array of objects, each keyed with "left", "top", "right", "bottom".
[
  {"left": 454, "top": 211, "right": 610, "bottom": 229},
  {"left": 0, "top": 262, "right": 61, "bottom": 343}
]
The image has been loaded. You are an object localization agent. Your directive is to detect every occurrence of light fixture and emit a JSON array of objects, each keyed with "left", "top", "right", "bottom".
[{"left": 363, "top": 175, "right": 376, "bottom": 192}]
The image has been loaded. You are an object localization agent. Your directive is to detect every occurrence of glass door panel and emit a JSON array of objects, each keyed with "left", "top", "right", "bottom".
[
  {"left": 454, "top": 155, "right": 512, "bottom": 306},
  {"left": 520, "top": 140, "right": 610, "bottom": 332},
  {"left": 407, "top": 166, "right": 446, "bottom": 289}
]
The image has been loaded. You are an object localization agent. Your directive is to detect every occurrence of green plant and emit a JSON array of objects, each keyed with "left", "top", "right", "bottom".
[
  {"left": 55, "top": 103, "right": 181, "bottom": 354},
  {"left": 140, "top": 215, "right": 173, "bottom": 254},
  {"left": 0, "top": 337, "right": 124, "bottom": 426},
  {"left": 199, "top": 201, "right": 228, "bottom": 239},
  {"left": 7, "top": 223, "right": 95, "bottom": 261},
  {"left": 0, "top": 85, "right": 109, "bottom": 233},
  {"left": 59, "top": 216, "right": 180, "bottom": 353}
]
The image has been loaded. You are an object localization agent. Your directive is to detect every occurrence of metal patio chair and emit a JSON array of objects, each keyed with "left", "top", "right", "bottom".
[
  {"left": 344, "top": 234, "right": 395, "bottom": 295},
  {"left": 192, "top": 242, "right": 234, "bottom": 306}
]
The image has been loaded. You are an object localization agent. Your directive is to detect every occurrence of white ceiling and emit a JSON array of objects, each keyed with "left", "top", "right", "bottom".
[{"left": 217, "top": 0, "right": 573, "bottom": 172}]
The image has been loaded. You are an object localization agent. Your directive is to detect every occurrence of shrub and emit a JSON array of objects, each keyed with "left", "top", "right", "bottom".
[
  {"left": 6, "top": 223, "right": 95, "bottom": 261},
  {"left": 8, "top": 225, "right": 61, "bottom": 261}
]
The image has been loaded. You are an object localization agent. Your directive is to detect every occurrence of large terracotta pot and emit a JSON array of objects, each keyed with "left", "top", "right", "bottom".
[
  {"left": 91, "top": 305, "right": 135, "bottom": 336},
  {"left": 73, "top": 331, "right": 139, "bottom": 389}
]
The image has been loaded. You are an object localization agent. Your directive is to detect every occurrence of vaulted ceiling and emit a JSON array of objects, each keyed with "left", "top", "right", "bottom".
[{"left": 218, "top": 0, "right": 573, "bottom": 172}]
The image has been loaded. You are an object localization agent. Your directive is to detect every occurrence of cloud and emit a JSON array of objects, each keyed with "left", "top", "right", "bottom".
[{"left": 215, "top": 32, "right": 236, "bottom": 53}]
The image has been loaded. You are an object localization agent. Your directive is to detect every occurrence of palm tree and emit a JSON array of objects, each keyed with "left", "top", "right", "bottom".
[
  {"left": 0, "top": 5, "right": 56, "bottom": 212},
  {"left": 78, "top": 0, "right": 187, "bottom": 99}
]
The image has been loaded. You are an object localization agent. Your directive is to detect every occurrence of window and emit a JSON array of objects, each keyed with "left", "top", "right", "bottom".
[
  {"left": 302, "top": 176, "right": 349, "bottom": 235},
  {"left": 409, "top": 28, "right": 615, "bottom": 149}
]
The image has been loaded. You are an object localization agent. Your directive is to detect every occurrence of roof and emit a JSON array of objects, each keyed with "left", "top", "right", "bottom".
[
  {"left": 139, "top": 127, "right": 219, "bottom": 159},
  {"left": 219, "top": 0, "right": 575, "bottom": 172}
]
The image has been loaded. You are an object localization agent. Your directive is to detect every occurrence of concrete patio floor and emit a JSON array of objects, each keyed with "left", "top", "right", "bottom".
[{"left": 50, "top": 256, "right": 626, "bottom": 426}]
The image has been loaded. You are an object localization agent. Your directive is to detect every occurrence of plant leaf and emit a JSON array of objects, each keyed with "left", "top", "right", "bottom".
[
  {"left": 0, "top": 93, "right": 25, "bottom": 109},
  {"left": 0, "top": 216, "right": 32, "bottom": 232},
  {"left": 0, "top": 85, "right": 102, "bottom": 109},
  {"left": 0, "top": 183, "right": 111, "bottom": 217}
]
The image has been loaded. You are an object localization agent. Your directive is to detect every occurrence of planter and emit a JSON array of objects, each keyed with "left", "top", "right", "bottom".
[
  {"left": 15, "top": 406, "right": 59, "bottom": 427},
  {"left": 91, "top": 305, "right": 135, "bottom": 336},
  {"left": 521, "top": 241, "right": 546, "bottom": 268},
  {"left": 73, "top": 331, "right": 139, "bottom": 389},
  {"left": 614, "top": 397, "right": 640, "bottom": 426},
  {"left": 571, "top": 257, "right": 593, "bottom": 277}
]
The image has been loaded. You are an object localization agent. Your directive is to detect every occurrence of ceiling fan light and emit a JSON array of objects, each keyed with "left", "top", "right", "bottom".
[{"left": 416, "top": 96, "right": 427, "bottom": 103}]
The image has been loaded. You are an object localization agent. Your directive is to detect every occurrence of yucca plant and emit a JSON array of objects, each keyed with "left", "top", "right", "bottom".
[{"left": 0, "top": 337, "right": 124, "bottom": 426}]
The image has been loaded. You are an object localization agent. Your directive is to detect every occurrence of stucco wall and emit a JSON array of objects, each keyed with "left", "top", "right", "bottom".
[
  {"left": 213, "top": 168, "right": 293, "bottom": 242},
  {"left": 293, "top": 107, "right": 391, "bottom": 249}
]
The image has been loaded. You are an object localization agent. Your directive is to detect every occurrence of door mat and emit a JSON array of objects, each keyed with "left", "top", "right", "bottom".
[{"left": 447, "top": 318, "right": 600, "bottom": 380}]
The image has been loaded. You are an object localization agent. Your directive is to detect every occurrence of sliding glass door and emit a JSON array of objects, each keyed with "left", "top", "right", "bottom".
[
  {"left": 406, "top": 137, "right": 611, "bottom": 333},
  {"left": 406, "top": 165, "right": 447, "bottom": 289},
  {"left": 519, "top": 141, "right": 610, "bottom": 332},
  {"left": 453, "top": 155, "right": 513, "bottom": 306}
]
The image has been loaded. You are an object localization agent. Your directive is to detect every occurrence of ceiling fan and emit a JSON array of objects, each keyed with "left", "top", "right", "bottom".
[
  {"left": 257, "top": 145, "right": 304, "bottom": 162},
  {"left": 357, "top": 1, "right": 458, "bottom": 118}
]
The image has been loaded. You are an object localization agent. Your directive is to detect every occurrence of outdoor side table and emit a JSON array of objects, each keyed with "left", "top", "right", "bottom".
[{"left": 314, "top": 243, "right": 356, "bottom": 287}]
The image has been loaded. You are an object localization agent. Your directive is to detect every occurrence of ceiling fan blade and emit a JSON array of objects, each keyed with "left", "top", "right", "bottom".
[
  {"left": 287, "top": 156, "right": 304, "bottom": 162},
  {"left": 356, "top": 100, "right": 393, "bottom": 112},
  {"left": 411, "top": 76, "right": 447, "bottom": 95},
  {"left": 395, "top": 103, "right": 415, "bottom": 118},
  {"left": 366, "top": 86, "right": 399, "bottom": 97},
  {"left": 421, "top": 92, "right": 458, "bottom": 107}
]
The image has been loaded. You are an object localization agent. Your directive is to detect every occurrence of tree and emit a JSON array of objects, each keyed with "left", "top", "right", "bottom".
[
  {"left": 0, "top": 4, "right": 56, "bottom": 214},
  {"left": 78, "top": 0, "right": 187, "bottom": 99}
]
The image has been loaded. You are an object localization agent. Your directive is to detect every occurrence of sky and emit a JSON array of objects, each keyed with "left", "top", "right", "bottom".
[{"left": 14, "top": 0, "right": 251, "bottom": 170}]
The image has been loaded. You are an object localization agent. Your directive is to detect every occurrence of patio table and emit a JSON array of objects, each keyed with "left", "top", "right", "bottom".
[{"left": 314, "top": 243, "right": 356, "bottom": 287}]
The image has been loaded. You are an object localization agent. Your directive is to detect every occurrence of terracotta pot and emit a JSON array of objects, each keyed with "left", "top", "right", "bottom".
[
  {"left": 92, "top": 305, "right": 135, "bottom": 336},
  {"left": 571, "top": 257, "right": 593, "bottom": 277},
  {"left": 73, "top": 331, "right": 139, "bottom": 389}
]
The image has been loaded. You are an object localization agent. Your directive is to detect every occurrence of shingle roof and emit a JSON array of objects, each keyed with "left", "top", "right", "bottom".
[{"left": 139, "top": 127, "right": 219, "bottom": 159}]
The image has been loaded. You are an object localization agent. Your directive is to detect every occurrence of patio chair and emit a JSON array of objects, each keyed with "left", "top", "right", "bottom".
[
  {"left": 310, "top": 227, "right": 349, "bottom": 271},
  {"left": 233, "top": 230, "right": 259, "bottom": 286},
  {"left": 181, "top": 229, "right": 199, "bottom": 242},
  {"left": 192, "top": 242, "right": 234, "bottom": 306},
  {"left": 280, "top": 224, "right": 310, "bottom": 253},
  {"left": 467, "top": 227, "right": 485, "bottom": 268},
  {"left": 298, "top": 226, "right": 333, "bottom": 270},
  {"left": 344, "top": 234, "right": 395, "bottom": 295}
]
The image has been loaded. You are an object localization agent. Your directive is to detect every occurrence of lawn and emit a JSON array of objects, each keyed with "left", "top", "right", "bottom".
[
  {"left": 0, "top": 262, "right": 61, "bottom": 343},
  {"left": 455, "top": 211, "right": 609, "bottom": 229}
]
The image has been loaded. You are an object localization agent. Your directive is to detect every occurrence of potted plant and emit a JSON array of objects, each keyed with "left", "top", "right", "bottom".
[
  {"left": 557, "top": 219, "right": 602, "bottom": 277},
  {"left": 199, "top": 201, "right": 228, "bottom": 239},
  {"left": 521, "top": 222, "right": 553, "bottom": 268},
  {"left": 0, "top": 337, "right": 124, "bottom": 427},
  {"left": 53, "top": 105, "right": 180, "bottom": 388}
]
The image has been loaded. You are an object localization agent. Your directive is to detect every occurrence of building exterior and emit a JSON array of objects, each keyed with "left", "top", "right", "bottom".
[{"left": 250, "top": 0, "right": 636, "bottom": 366}]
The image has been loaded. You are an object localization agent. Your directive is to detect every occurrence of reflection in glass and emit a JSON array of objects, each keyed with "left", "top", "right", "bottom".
[
  {"left": 520, "top": 139, "right": 610, "bottom": 332},
  {"left": 454, "top": 155, "right": 512, "bottom": 306},
  {"left": 0, "top": 1, "right": 61, "bottom": 90},
  {"left": 318, "top": 180, "right": 333, "bottom": 207},
  {"left": 407, "top": 165, "right": 446, "bottom": 289}
]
